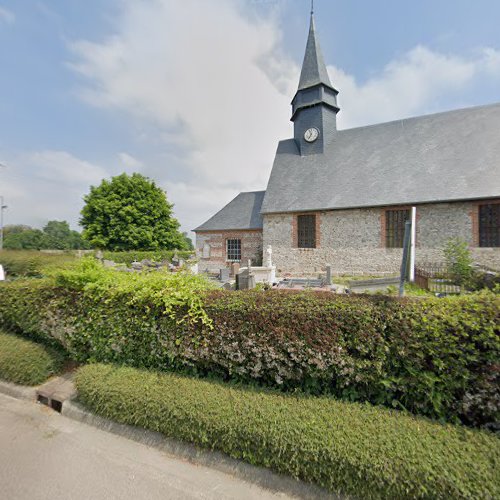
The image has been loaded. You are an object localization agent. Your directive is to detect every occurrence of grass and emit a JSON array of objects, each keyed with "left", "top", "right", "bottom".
[
  {"left": 0, "top": 250, "right": 78, "bottom": 278},
  {"left": 0, "top": 330, "right": 66, "bottom": 385},
  {"left": 75, "top": 363, "right": 500, "bottom": 500}
]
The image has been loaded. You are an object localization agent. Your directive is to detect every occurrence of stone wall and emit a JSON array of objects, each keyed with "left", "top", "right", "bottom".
[
  {"left": 263, "top": 200, "right": 500, "bottom": 276},
  {"left": 195, "top": 230, "right": 263, "bottom": 273}
]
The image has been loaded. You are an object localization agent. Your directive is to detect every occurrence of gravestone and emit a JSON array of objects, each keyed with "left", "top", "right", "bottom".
[
  {"left": 230, "top": 262, "right": 240, "bottom": 276},
  {"left": 237, "top": 260, "right": 256, "bottom": 290},
  {"left": 325, "top": 264, "right": 332, "bottom": 286},
  {"left": 219, "top": 268, "right": 230, "bottom": 282}
]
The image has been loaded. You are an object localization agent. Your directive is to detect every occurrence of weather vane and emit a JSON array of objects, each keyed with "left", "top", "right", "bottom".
[{"left": 311, "top": 0, "right": 314, "bottom": 16}]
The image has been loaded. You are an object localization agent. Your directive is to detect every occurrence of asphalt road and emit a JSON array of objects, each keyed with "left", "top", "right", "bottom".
[{"left": 0, "top": 394, "right": 290, "bottom": 500}]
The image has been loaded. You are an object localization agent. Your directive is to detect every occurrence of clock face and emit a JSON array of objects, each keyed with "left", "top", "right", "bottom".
[{"left": 304, "top": 127, "right": 319, "bottom": 143}]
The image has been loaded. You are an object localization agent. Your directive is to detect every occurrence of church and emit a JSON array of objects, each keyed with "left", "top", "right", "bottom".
[{"left": 195, "top": 12, "right": 500, "bottom": 276}]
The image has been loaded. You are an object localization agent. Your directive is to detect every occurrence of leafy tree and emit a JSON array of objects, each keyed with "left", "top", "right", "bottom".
[
  {"left": 182, "top": 232, "right": 194, "bottom": 251},
  {"left": 3, "top": 229, "right": 46, "bottom": 250},
  {"left": 3, "top": 221, "right": 89, "bottom": 250},
  {"left": 3, "top": 224, "right": 32, "bottom": 237},
  {"left": 43, "top": 220, "right": 90, "bottom": 250},
  {"left": 80, "top": 173, "right": 187, "bottom": 251}
]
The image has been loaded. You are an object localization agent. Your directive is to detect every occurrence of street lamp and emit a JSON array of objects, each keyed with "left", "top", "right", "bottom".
[{"left": 0, "top": 196, "right": 7, "bottom": 251}]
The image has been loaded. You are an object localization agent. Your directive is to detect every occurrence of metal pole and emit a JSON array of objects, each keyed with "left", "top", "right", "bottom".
[
  {"left": 409, "top": 206, "right": 416, "bottom": 282},
  {"left": 0, "top": 164, "right": 6, "bottom": 251},
  {"left": 399, "top": 221, "right": 412, "bottom": 297},
  {"left": 0, "top": 196, "right": 4, "bottom": 251}
]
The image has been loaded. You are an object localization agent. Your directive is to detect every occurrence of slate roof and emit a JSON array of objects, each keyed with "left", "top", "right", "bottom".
[
  {"left": 194, "top": 191, "right": 265, "bottom": 231},
  {"left": 298, "top": 15, "right": 334, "bottom": 91},
  {"left": 261, "top": 102, "right": 500, "bottom": 214}
]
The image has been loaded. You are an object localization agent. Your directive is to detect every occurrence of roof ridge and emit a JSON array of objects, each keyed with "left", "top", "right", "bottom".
[{"left": 338, "top": 101, "right": 500, "bottom": 134}]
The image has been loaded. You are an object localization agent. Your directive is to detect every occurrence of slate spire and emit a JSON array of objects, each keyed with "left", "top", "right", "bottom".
[
  {"left": 297, "top": 12, "right": 333, "bottom": 91},
  {"left": 291, "top": 8, "right": 340, "bottom": 155}
]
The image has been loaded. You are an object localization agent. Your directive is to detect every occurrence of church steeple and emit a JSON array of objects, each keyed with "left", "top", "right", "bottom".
[
  {"left": 298, "top": 13, "right": 333, "bottom": 91},
  {"left": 291, "top": 9, "right": 340, "bottom": 155}
]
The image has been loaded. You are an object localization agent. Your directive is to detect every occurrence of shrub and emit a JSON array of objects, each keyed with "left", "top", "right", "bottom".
[
  {"left": 0, "top": 262, "right": 498, "bottom": 427},
  {"left": 0, "top": 330, "right": 65, "bottom": 385},
  {"left": 75, "top": 364, "right": 500, "bottom": 499},
  {"left": 443, "top": 238, "right": 476, "bottom": 289}
]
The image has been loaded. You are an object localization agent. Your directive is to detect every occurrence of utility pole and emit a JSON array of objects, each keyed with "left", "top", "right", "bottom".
[
  {"left": 0, "top": 163, "right": 6, "bottom": 251},
  {"left": 0, "top": 195, "right": 6, "bottom": 251}
]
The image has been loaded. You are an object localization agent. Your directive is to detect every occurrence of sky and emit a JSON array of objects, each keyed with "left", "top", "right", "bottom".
[{"left": 1, "top": 0, "right": 500, "bottom": 237}]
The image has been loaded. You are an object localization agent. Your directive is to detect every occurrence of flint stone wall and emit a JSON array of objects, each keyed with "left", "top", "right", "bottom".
[{"left": 263, "top": 201, "right": 500, "bottom": 276}]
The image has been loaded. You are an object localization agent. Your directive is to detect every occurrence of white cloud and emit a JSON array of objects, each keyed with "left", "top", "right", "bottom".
[
  {"left": 27, "top": 150, "right": 107, "bottom": 186},
  {"left": 0, "top": 6, "right": 15, "bottom": 24},
  {"left": 118, "top": 152, "right": 144, "bottom": 171},
  {"left": 164, "top": 181, "right": 241, "bottom": 233},
  {"left": 69, "top": 0, "right": 293, "bottom": 187},
  {"left": 330, "top": 45, "right": 500, "bottom": 129},
  {"left": 65, "top": 1, "right": 500, "bottom": 236},
  {"left": 1, "top": 151, "right": 107, "bottom": 229}
]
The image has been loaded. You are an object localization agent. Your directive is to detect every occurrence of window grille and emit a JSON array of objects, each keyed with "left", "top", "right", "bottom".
[
  {"left": 479, "top": 204, "right": 500, "bottom": 247},
  {"left": 385, "top": 209, "right": 410, "bottom": 248},
  {"left": 297, "top": 214, "right": 316, "bottom": 248},
  {"left": 226, "top": 239, "right": 241, "bottom": 261}
]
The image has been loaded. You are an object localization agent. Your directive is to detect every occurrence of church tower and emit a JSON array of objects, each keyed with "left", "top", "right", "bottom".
[{"left": 291, "top": 10, "right": 340, "bottom": 155}]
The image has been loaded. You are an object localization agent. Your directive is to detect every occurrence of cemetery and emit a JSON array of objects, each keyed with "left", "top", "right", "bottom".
[{"left": 0, "top": 3, "right": 499, "bottom": 499}]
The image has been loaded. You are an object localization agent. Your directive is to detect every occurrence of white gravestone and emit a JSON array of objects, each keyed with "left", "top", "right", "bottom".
[
  {"left": 265, "top": 245, "right": 273, "bottom": 267},
  {"left": 0, "top": 265, "right": 5, "bottom": 281}
]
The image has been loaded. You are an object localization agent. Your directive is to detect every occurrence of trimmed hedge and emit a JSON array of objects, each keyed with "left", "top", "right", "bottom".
[
  {"left": 102, "top": 250, "right": 193, "bottom": 266},
  {"left": 0, "top": 269, "right": 498, "bottom": 427},
  {"left": 75, "top": 363, "right": 500, "bottom": 499},
  {"left": 0, "top": 330, "right": 65, "bottom": 385}
]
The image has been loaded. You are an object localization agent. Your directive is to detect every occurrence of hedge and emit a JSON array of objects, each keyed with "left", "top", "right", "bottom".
[
  {"left": 75, "top": 363, "right": 500, "bottom": 500},
  {"left": 0, "top": 330, "right": 65, "bottom": 385},
  {"left": 0, "top": 263, "right": 498, "bottom": 427},
  {"left": 102, "top": 250, "right": 193, "bottom": 266}
]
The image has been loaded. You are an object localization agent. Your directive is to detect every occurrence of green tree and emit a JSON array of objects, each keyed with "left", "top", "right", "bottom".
[
  {"left": 43, "top": 220, "right": 90, "bottom": 250},
  {"left": 3, "top": 229, "right": 45, "bottom": 250},
  {"left": 80, "top": 173, "right": 187, "bottom": 251},
  {"left": 3, "top": 222, "right": 89, "bottom": 250},
  {"left": 182, "top": 232, "right": 194, "bottom": 251},
  {"left": 3, "top": 224, "right": 32, "bottom": 237}
]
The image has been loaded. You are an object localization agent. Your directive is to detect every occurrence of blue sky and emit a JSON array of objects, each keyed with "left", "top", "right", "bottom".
[{"left": 1, "top": 0, "right": 500, "bottom": 235}]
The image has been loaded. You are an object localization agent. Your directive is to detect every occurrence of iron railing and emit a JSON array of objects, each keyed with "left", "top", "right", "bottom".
[{"left": 414, "top": 263, "right": 461, "bottom": 294}]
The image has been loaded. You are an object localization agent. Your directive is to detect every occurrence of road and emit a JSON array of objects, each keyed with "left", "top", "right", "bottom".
[{"left": 0, "top": 394, "right": 290, "bottom": 500}]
